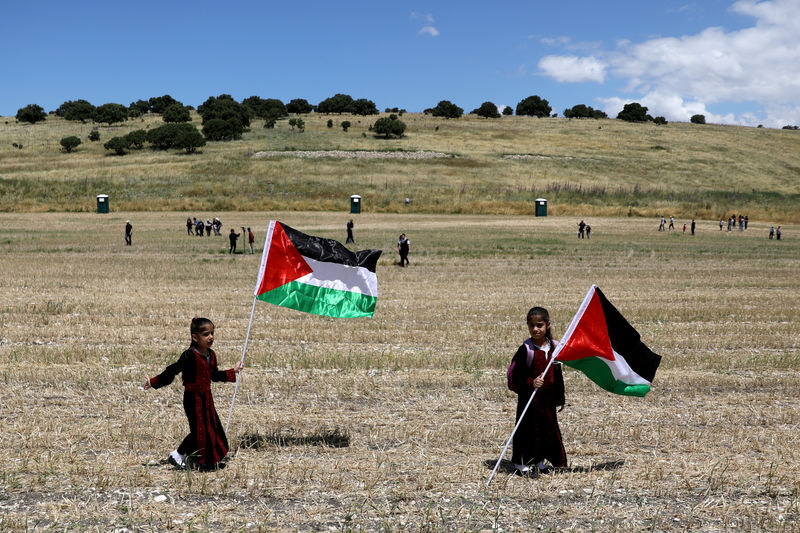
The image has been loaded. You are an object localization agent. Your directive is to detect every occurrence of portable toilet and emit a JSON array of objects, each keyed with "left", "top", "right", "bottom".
[
  {"left": 535, "top": 198, "right": 547, "bottom": 217},
  {"left": 350, "top": 195, "right": 361, "bottom": 214},
  {"left": 96, "top": 194, "right": 109, "bottom": 214}
]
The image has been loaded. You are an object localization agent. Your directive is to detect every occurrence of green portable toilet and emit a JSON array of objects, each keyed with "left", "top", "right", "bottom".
[
  {"left": 96, "top": 194, "right": 109, "bottom": 214},
  {"left": 350, "top": 195, "right": 361, "bottom": 214},
  {"left": 535, "top": 198, "right": 547, "bottom": 217}
]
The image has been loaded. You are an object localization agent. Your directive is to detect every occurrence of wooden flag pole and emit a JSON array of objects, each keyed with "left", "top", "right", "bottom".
[
  {"left": 486, "top": 349, "right": 561, "bottom": 487},
  {"left": 225, "top": 294, "right": 258, "bottom": 434}
]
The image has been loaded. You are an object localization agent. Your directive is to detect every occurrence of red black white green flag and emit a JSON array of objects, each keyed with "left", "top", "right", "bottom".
[
  {"left": 554, "top": 285, "right": 662, "bottom": 397},
  {"left": 254, "top": 221, "right": 381, "bottom": 318}
]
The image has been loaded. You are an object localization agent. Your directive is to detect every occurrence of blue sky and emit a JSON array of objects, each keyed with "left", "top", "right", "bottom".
[{"left": 2, "top": 0, "right": 798, "bottom": 127}]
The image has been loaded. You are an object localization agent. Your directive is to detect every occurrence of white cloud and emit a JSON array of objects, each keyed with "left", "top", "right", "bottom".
[
  {"left": 538, "top": 55, "right": 607, "bottom": 83},
  {"left": 418, "top": 26, "right": 439, "bottom": 37},
  {"left": 411, "top": 12, "right": 435, "bottom": 24},
  {"left": 541, "top": 0, "right": 800, "bottom": 126}
]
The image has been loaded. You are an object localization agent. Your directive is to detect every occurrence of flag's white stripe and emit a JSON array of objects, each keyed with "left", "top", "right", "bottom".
[
  {"left": 296, "top": 256, "right": 378, "bottom": 297},
  {"left": 602, "top": 349, "right": 651, "bottom": 385},
  {"left": 253, "top": 220, "right": 277, "bottom": 296}
]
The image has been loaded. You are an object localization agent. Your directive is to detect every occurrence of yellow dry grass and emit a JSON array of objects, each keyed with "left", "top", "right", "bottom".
[{"left": 0, "top": 212, "right": 798, "bottom": 531}]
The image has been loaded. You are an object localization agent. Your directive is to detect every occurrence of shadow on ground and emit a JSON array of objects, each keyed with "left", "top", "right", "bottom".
[
  {"left": 483, "top": 458, "right": 624, "bottom": 475},
  {"left": 238, "top": 428, "right": 351, "bottom": 449}
]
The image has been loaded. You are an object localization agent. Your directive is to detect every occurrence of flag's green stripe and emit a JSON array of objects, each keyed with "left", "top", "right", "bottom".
[
  {"left": 563, "top": 358, "right": 651, "bottom": 397},
  {"left": 256, "top": 280, "right": 376, "bottom": 318}
]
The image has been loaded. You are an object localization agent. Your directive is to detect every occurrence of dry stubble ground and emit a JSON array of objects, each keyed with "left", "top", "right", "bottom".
[{"left": 0, "top": 212, "right": 798, "bottom": 532}]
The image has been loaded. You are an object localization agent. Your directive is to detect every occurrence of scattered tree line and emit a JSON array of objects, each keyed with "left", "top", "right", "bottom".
[{"left": 19, "top": 92, "right": 778, "bottom": 153}]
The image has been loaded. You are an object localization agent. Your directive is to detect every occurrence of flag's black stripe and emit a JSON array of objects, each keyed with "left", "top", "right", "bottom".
[
  {"left": 595, "top": 288, "right": 662, "bottom": 383},
  {"left": 281, "top": 223, "right": 381, "bottom": 273}
]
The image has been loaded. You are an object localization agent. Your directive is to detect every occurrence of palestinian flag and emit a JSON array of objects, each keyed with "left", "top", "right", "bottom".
[
  {"left": 254, "top": 221, "right": 381, "bottom": 318},
  {"left": 554, "top": 285, "right": 662, "bottom": 397}
]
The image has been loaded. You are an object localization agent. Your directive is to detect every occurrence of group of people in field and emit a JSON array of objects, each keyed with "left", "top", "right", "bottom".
[
  {"left": 187, "top": 217, "right": 223, "bottom": 237},
  {"left": 577, "top": 220, "right": 592, "bottom": 238},
  {"left": 719, "top": 214, "right": 749, "bottom": 232},
  {"left": 183, "top": 217, "right": 255, "bottom": 254},
  {"left": 658, "top": 215, "right": 697, "bottom": 235}
]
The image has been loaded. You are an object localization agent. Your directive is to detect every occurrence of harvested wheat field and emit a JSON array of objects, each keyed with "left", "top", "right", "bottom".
[{"left": 0, "top": 212, "right": 798, "bottom": 532}]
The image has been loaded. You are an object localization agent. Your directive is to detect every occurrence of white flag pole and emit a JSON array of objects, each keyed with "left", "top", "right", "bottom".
[
  {"left": 225, "top": 223, "right": 275, "bottom": 434},
  {"left": 485, "top": 356, "right": 558, "bottom": 487},
  {"left": 225, "top": 294, "right": 258, "bottom": 434}
]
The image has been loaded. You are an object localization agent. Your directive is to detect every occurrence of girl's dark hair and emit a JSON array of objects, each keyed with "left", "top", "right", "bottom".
[
  {"left": 526, "top": 306, "right": 553, "bottom": 346},
  {"left": 190, "top": 317, "right": 214, "bottom": 347}
]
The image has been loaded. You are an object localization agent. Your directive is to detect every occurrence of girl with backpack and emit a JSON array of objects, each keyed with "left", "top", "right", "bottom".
[{"left": 507, "top": 306, "right": 567, "bottom": 476}]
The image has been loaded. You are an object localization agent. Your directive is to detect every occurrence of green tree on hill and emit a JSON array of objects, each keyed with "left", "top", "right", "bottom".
[
  {"left": 148, "top": 94, "right": 179, "bottom": 114},
  {"left": 502, "top": 106, "right": 513, "bottom": 116},
  {"left": 617, "top": 102, "right": 652, "bottom": 122},
  {"left": 286, "top": 98, "right": 313, "bottom": 114},
  {"left": 564, "top": 104, "right": 607, "bottom": 119},
  {"left": 515, "top": 95, "right": 552, "bottom": 117},
  {"left": 125, "top": 129, "right": 147, "bottom": 149},
  {"left": 173, "top": 126, "right": 206, "bottom": 154},
  {"left": 474, "top": 101, "right": 501, "bottom": 118},
  {"left": 352, "top": 98, "right": 379, "bottom": 116},
  {"left": 242, "top": 96, "right": 287, "bottom": 119},
  {"left": 197, "top": 94, "right": 249, "bottom": 140},
  {"left": 162, "top": 103, "right": 191, "bottom": 123},
  {"left": 16, "top": 104, "right": 47, "bottom": 124},
  {"left": 60, "top": 136, "right": 81, "bottom": 153},
  {"left": 691, "top": 114, "right": 706, "bottom": 124},
  {"left": 317, "top": 93, "right": 355, "bottom": 114},
  {"left": 128, "top": 99, "right": 150, "bottom": 118},
  {"left": 104, "top": 136, "right": 131, "bottom": 155},
  {"left": 94, "top": 103, "right": 129, "bottom": 125},
  {"left": 373, "top": 116, "right": 406, "bottom": 138},
  {"left": 429, "top": 100, "right": 463, "bottom": 119},
  {"left": 56, "top": 100, "right": 96, "bottom": 122}
]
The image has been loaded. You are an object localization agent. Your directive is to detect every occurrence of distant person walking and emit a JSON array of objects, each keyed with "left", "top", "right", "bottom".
[
  {"left": 578, "top": 220, "right": 586, "bottom": 239},
  {"left": 397, "top": 233, "right": 410, "bottom": 267},
  {"left": 744, "top": 215, "right": 749, "bottom": 229},
  {"left": 691, "top": 219, "right": 696, "bottom": 236},
  {"left": 659, "top": 216, "right": 666, "bottom": 231},
  {"left": 195, "top": 218, "right": 204, "bottom": 237},
  {"left": 727, "top": 218, "right": 733, "bottom": 232},
  {"left": 247, "top": 227, "right": 255, "bottom": 254},
  {"left": 585, "top": 224, "right": 591, "bottom": 239},
  {"left": 669, "top": 216, "right": 675, "bottom": 230},
  {"left": 186, "top": 217, "right": 194, "bottom": 236},
  {"left": 769, "top": 226, "right": 775, "bottom": 239},
  {"left": 124, "top": 220, "right": 133, "bottom": 246},
  {"left": 346, "top": 219, "right": 355, "bottom": 244},
  {"left": 229, "top": 228, "right": 240, "bottom": 254},
  {"left": 738, "top": 215, "right": 744, "bottom": 231},
  {"left": 719, "top": 219, "right": 724, "bottom": 231},
  {"left": 776, "top": 226, "right": 782, "bottom": 240}
]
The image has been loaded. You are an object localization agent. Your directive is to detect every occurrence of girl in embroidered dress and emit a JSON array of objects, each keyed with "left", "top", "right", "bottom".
[
  {"left": 144, "top": 317, "right": 243, "bottom": 470},
  {"left": 509, "top": 306, "right": 567, "bottom": 476}
]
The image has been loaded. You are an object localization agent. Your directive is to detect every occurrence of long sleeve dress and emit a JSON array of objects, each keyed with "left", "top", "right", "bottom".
[
  {"left": 149, "top": 347, "right": 237, "bottom": 468},
  {"left": 510, "top": 338, "right": 567, "bottom": 468}
]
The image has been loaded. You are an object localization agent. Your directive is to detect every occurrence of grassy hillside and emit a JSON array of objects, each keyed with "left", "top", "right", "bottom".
[{"left": 1, "top": 112, "right": 799, "bottom": 221}]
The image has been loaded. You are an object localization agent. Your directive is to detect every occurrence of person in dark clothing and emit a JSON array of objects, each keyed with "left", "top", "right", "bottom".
[
  {"left": 186, "top": 217, "right": 194, "bottom": 236},
  {"left": 578, "top": 220, "right": 586, "bottom": 238},
  {"left": 124, "top": 221, "right": 133, "bottom": 246},
  {"left": 691, "top": 219, "right": 696, "bottom": 236},
  {"left": 397, "top": 233, "right": 410, "bottom": 267},
  {"left": 346, "top": 219, "right": 355, "bottom": 244},
  {"left": 144, "top": 317, "right": 243, "bottom": 470},
  {"left": 509, "top": 306, "right": 567, "bottom": 476},
  {"left": 229, "top": 229, "right": 240, "bottom": 254}
]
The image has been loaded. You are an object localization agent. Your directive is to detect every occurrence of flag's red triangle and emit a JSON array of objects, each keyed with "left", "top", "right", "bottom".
[
  {"left": 256, "top": 222, "right": 314, "bottom": 295},
  {"left": 556, "top": 291, "right": 616, "bottom": 362}
]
